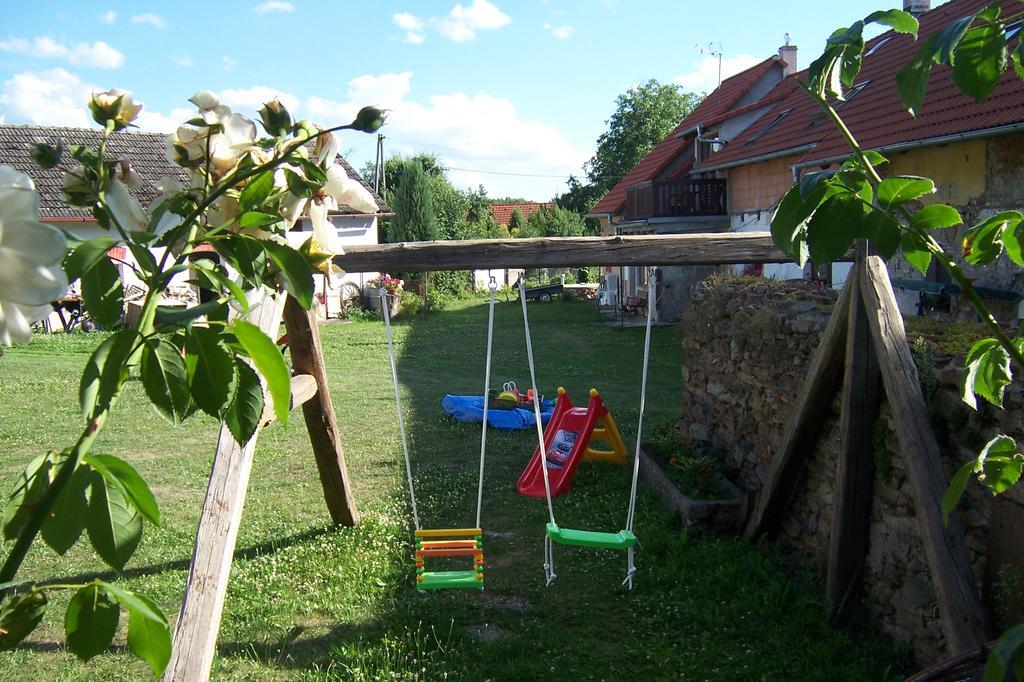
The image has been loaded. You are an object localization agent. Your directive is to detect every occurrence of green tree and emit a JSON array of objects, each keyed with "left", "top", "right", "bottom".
[
  {"left": 508, "top": 207, "right": 528, "bottom": 235},
  {"left": 585, "top": 79, "right": 701, "bottom": 195},
  {"left": 385, "top": 158, "right": 439, "bottom": 244},
  {"left": 519, "top": 205, "right": 586, "bottom": 238}
]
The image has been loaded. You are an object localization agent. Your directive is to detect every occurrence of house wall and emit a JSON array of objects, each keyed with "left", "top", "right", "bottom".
[
  {"left": 728, "top": 154, "right": 799, "bottom": 214},
  {"left": 886, "top": 139, "right": 986, "bottom": 207}
]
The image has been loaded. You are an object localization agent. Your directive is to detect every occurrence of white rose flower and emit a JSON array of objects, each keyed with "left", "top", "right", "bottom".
[
  {"left": 88, "top": 88, "right": 142, "bottom": 130},
  {"left": 308, "top": 199, "right": 345, "bottom": 256},
  {"left": 0, "top": 166, "right": 69, "bottom": 345},
  {"left": 105, "top": 177, "right": 147, "bottom": 231},
  {"left": 324, "top": 164, "right": 378, "bottom": 214}
]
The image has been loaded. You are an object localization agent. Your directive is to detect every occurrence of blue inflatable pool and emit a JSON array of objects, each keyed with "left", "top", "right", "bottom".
[{"left": 442, "top": 394, "right": 554, "bottom": 430}]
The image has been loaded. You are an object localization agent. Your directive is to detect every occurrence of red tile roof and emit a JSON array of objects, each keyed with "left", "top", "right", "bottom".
[
  {"left": 488, "top": 202, "right": 554, "bottom": 225},
  {"left": 588, "top": 57, "right": 783, "bottom": 217},
  {"left": 699, "top": 0, "right": 1024, "bottom": 171}
]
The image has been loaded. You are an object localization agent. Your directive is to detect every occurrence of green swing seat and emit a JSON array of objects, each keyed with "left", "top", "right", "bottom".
[{"left": 545, "top": 522, "right": 637, "bottom": 550}]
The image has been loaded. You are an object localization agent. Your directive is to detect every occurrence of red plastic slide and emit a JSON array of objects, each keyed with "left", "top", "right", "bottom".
[{"left": 516, "top": 389, "right": 609, "bottom": 498}]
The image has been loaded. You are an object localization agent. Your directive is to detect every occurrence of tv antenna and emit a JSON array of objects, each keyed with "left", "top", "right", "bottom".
[{"left": 697, "top": 41, "right": 724, "bottom": 88}]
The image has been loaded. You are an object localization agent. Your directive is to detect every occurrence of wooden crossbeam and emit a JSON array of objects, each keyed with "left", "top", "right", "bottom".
[
  {"left": 859, "top": 256, "right": 990, "bottom": 655},
  {"left": 165, "top": 293, "right": 287, "bottom": 682},
  {"left": 826, "top": 261, "right": 882, "bottom": 622},
  {"left": 332, "top": 233, "right": 808, "bottom": 273},
  {"left": 258, "top": 374, "right": 318, "bottom": 428},
  {"left": 744, "top": 275, "right": 853, "bottom": 539}
]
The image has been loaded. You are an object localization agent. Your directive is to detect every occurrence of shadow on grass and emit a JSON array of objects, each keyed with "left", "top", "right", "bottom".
[{"left": 212, "top": 296, "right": 910, "bottom": 679}]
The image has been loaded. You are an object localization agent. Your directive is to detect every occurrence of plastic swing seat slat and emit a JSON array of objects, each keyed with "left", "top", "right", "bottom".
[
  {"left": 545, "top": 522, "right": 637, "bottom": 549},
  {"left": 418, "top": 570, "right": 484, "bottom": 590}
]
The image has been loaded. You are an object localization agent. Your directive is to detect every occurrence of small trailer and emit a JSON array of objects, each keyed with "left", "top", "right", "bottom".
[{"left": 517, "top": 280, "right": 564, "bottom": 303}]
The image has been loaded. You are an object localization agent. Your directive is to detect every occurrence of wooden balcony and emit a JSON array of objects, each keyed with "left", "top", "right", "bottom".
[{"left": 624, "top": 179, "right": 727, "bottom": 221}]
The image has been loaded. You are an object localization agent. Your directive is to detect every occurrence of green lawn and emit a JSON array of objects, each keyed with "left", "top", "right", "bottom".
[{"left": 0, "top": 296, "right": 906, "bottom": 680}]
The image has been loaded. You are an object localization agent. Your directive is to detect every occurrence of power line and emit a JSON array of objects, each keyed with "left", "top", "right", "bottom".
[{"left": 444, "top": 166, "right": 576, "bottom": 179}]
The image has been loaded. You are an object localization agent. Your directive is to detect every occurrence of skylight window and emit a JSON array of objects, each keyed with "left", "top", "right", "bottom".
[
  {"left": 865, "top": 36, "right": 893, "bottom": 57},
  {"left": 746, "top": 108, "right": 792, "bottom": 145},
  {"left": 1006, "top": 20, "right": 1022, "bottom": 41}
]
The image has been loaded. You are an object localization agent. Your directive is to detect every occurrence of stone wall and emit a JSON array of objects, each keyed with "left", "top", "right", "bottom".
[{"left": 679, "top": 276, "right": 1024, "bottom": 664}]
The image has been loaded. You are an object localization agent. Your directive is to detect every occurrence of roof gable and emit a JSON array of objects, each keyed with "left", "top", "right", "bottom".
[
  {"left": 698, "top": 0, "right": 1024, "bottom": 171},
  {"left": 589, "top": 57, "right": 782, "bottom": 217}
]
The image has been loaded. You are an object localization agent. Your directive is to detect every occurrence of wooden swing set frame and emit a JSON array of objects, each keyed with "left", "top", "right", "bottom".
[{"left": 164, "top": 232, "right": 990, "bottom": 680}]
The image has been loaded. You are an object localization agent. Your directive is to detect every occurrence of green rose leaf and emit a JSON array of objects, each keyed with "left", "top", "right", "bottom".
[
  {"left": 85, "top": 469, "right": 143, "bottom": 571},
  {"left": 156, "top": 301, "right": 228, "bottom": 327},
  {"left": 41, "top": 463, "right": 91, "bottom": 555},
  {"left": 231, "top": 319, "right": 289, "bottom": 427},
  {"left": 185, "top": 326, "right": 238, "bottom": 420},
  {"left": 806, "top": 194, "right": 862, "bottom": 264},
  {"left": 962, "top": 338, "right": 1011, "bottom": 409},
  {"left": 900, "top": 232, "right": 933, "bottom": 275},
  {"left": 910, "top": 204, "right": 963, "bottom": 230},
  {"left": 984, "top": 623, "right": 1024, "bottom": 682},
  {"left": 962, "top": 211, "right": 1022, "bottom": 266},
  {"left": 225, "top": 360, "right": 265, "bottom": 444},
  {"left": 85, "top": 453, "right": 159, "bottom": 526},
  {"left": 1013, "top": 39, "right": 1024, "bottom": 79},
  {"left": 864, "top": 8, "right": 918, "bottom": 37},
  {"left": 896, "top": 51, "right": 934, "bottom": 116},
  {"left": 261, "top": 240, "right": 314, "bottom": 309},
  {"left": 64, "top": 236, "right": 119, "bottom": 280},
  {"left": 80, "top": 256, "right": 123, "bottom": 329},
  {"left": 190, "top": 261, "right": 250, "bottom": 313},
  {"left": 942, "top": 459, "right": 974, "bottom": 525},
  {"left": 862, "top": 210, "right": 902, "bottom": 260},
  {"left": 876, "top": 176, "right": 935, "bottom": 210},
  {"left": 215, "top": 235, "right": 267, "bottom": 285},
  {"left": 0, "top": 590, "right": 47, "bottom": 651},
  {"left": 141, "top": 338, "right": 190, "bottom": 424},
  {"left": 101, "top": 583, "right": 171, "bottom": 675},
  {"left": 2, "top": 452, "right": 55, "bottom": 541},
  {"left": 953, "top": 23, "right": 1007, "bottom": 101},
  {"left": 65, "top": 583, "right": 120, "bottom": 661},
  {"left": 238, "top": 170, "right": 275, "bottom": 212},
  {"left": 239, "top": 211, "right": 283, "bottom": 228},
  {"left": 80, "top": 329, "right": 140, "bottom": 419}
]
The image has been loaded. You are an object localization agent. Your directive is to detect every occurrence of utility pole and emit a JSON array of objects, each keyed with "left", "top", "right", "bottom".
[{"left": 374, "top": 133, "right": 386, "bottom": 195}]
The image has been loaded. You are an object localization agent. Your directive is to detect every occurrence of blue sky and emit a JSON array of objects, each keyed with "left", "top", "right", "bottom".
[{"left": 0, "top": 0, "right": 947, "bottom": 200}]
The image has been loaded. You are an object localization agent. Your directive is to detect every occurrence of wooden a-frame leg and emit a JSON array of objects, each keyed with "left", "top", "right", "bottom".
[
  {"left": 282, "top": 295, "right": 359, "bottom": 527},
  {"left": 859, "top": 256, "right": 990, "bottom": 655}
]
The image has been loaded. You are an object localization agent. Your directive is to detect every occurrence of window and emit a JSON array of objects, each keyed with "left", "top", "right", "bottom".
[
  {"left": 745, "top": 109, "right": 792, "bottom": 145},
  {"left": 865, "top": 36, "right": 893, "bottom": 57},
  {"left": 1006, "top": 19, "right": 1022, "bottom": 41}
]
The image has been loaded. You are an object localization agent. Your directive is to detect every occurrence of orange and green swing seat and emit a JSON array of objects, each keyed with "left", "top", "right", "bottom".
[{"left": 414, "top": 528, "right": 485, "bottom": 590}]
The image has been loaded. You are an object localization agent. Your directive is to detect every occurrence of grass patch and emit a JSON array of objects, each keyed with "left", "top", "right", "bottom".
[{"left": 0, "top": 298, "right": 907, "bottom": 679}]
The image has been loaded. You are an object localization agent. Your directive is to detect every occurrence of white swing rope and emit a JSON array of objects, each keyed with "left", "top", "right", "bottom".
[
  {"left": 626, "top": 266, "right": 656, "bottom": 535},
  {"left": 623, "top": 266, "right": 657, "bottom": 589},
  {"left": 519, "top": 279, "right": 557, "bottom": 528},
  {"left": 381, "top": 291, "right": 419, "bottom": 530},
  {"left": 475, "top": 277, "right": 498, "bottom": 529}
]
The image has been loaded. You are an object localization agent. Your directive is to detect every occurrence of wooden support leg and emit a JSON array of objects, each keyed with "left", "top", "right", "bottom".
[
  {"left": 165, "top": 293, "right": 286, "bottom": 682},
  {"left": 826, "top": 262, "right": 881, "bottom": 622},
  {"left": 859, "top": 256, "right": 991, "bottom": 655},
  {"left": 282, "top": 295, "right": 359, "bottom": 527},
  {"left": 745, "top": 274, "right": 853, "bottom": 539}
]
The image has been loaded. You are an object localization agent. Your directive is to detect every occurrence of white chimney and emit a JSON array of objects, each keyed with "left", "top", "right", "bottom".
[
  {"left": 778, "top": 41, "right": 798, "bottom": 77},
  {"left": 904, "top": 0, "right": 930, "bottom": 16}
]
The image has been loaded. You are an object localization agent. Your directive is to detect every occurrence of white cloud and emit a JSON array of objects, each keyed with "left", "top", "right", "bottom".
[
  {"left": 543, "top": 23, "right": 573, "bottom": 39},
  {"left": 172, "top": 55, "right": 194, "bottom": 67},
  {"left": 0, "top": 36, "right": 124, "bottom": 69},
  {"left": 673, "top": 53, "right": 761, "bottom": 93},
  {"left": 0, "top": 68, "right": 94, "bottom": 127},
  {"left": 217, "top": 86, "right": 302, "bottom": 116},
  {"left": 393, "top": 12, "right": 426, "bottom": 43},
  {"left": 99, "top": 10, "right": 117, "bottom": 23},
  {"left": 135, "top": 106, "right": 193, "bottom": 133},
  {"left": 254, "top": 1, "right": 294, "bottom": 13},
  {"left": 222, "top": 56, "right": 236, "bottom": 71},
  {"left": 303, "top": 72, "right": 585, "bottom": 199},
  {"left": 132, "top": 14, "right": 165, "bottom": 29},
  {"left": 431, "top": 0, "right": 510, "bottom": 42}
]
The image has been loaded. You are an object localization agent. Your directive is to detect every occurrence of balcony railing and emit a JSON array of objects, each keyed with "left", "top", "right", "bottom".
[{"left": 624, "top": 179, "right": 727, "bottom": 221}]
